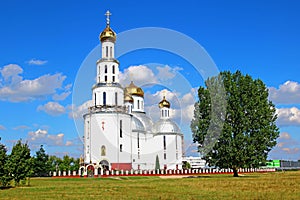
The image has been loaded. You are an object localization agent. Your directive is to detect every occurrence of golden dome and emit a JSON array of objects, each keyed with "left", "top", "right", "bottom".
[
  {"left": 159, "top": 96, "right": 170, "bottom": 108},
  {"left": 124, "top": 93, "right": 134, "bottom": 103},
  {"left": 125, "top": 81, "right": 144, "bottom": 97},
  {"left": 99, "top": 25, "right": 116, "bottom": 42}
]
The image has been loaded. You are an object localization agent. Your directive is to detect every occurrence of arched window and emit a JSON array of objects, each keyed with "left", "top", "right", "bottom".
[
  {"left": 101, "top": 145, "right": 106, "bottom": 156},
  {"left": 112, "top": 76, "right": 115, "bottom": 82},
  {"left": 105, "top": 76, "right": 107, "bottom": 82},
  {"left": 104, "top": 65, "right": 107, "bottom": 73},
  {"left": 112, "top": 65, "right": 115, "bottom": 74},
  {"left": 163, "top": 135, "right": 166, "bottom": 150},
  {"left": 115, "top": 92, "right": 118, "bottom": 105},
  {"left": 103, "top": 92, "right": 106, "bottom": 106},
  {"left": 106, "top": 46, "right": 108, "bottom": 57}
]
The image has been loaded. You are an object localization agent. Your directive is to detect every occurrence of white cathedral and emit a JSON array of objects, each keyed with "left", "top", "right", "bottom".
[{"left": 82, "top": 11, "right": 183, "bottom": 172}]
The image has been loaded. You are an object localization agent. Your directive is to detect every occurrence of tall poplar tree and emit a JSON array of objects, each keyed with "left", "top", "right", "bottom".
[{"left": 191, "top": 71, "right": 279, "bottom": 177}]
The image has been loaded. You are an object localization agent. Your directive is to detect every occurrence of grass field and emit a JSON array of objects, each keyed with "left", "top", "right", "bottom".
[{"left": 1, "top": 171, "right": 299, "bottom": 200}]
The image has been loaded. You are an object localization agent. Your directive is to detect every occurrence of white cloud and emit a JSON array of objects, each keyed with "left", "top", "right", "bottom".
[
  {"left": 0, "top": 125, "right": 6, "bottom": 130},
  {"left": 279, "top": 132, "right": 291, "bottom": 140},
  {"left": 13, "top": 125, "right": 31, "bottom": 131},
  {"left": 0, "top": 64, "right": 68, "bottom": 102},
  {"left": 52, "top": 91, "right": 71, "bottom": 101},
  {"left": 276, "top": 107, "right": 300, "bottom": 126},
  {"left": 119, "top": 65, "right": 157, "bottom": 87},
  {"left": 27, "top": 59, "right": 48, "bottom": 65},
  {"left": 28, "top": 129, "right": 64, "bottom": 146},
  {"left": 68, "top": 100, "right": 93, "bottom": 119},
  {"left": 269, "top": 81, "right": 300, "bottom": 104},
  {"left": 156, "top": 65, "right": 182, "bottom": 81},
  {"left": 37, "top": 101, "right": 66, "bottom": 116},
  {"left": 269, "top": 131, "right": 300, "bottom": 160}
]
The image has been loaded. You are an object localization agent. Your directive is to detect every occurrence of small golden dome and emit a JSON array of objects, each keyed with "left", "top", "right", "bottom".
[
  {"left": 125, "top": 81, "right": 144, "bottom": 97},
  {"left": 99, "top": 25, "right": 116, "bottom": 42},
  {"left": 124, "top": 93, "right": 134, "bottom": 103},
  {"left": 159, "top": 96, "right": 170, "bottom": 108}
]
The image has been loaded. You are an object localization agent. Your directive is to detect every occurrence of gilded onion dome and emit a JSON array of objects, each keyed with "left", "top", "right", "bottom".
[
  {"left": 124, "top": 93, "right": 134, "bottom": 103},
  {"left": 99, "top": 10, "right": 116, "bottom": 42},
  {"left": 125, "top": 81, "right": 144, "bottom": 97},
  {"left": 99, "top": 26, "right": 116, "bottom": 42},
  {"left": 159, "top": 96, "right": 170, "bottom": 108}
]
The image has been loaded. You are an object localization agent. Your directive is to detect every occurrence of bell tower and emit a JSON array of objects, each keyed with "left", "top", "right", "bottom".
[{"left": 92, "top": 11, "right": 123, "bottom": 108}]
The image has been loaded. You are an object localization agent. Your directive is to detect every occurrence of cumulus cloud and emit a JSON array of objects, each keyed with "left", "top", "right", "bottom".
[
  {"left": 269, "top": 132, "right": 300, "bottom": 160},
  {"left": 27, "top": 58, "right": 48, "bottom": 66},
  {"left": 28, "top": 129, "right": 64, "bottom": 146},
  {"left": 156, "top": 65, "right": 182, "bottom": 81},
  {"left": 269, "top": 81, "right": 300, "bottom": 104},
  {"left": 68, "top": 100, "right": 93, "bottom": 119},
  {"left": 0, "top": 125, "right": 6, "bottom": 130},
  {"left": 276, "top": 107, "right": 300, "bottom": 126},
  {"left": 37, "top": 102, "right": 66, "bottom": 116},
  {"left": 119, "top": 65, "right": 157, "bottom": 87},
  {"left": 0, "top": 64, "right": 69, "bottom": 102},
  {"left": 13, "top": 125, "right": 31, "bottom": 131}
]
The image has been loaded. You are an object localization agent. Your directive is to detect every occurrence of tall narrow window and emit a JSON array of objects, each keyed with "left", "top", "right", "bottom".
[
  {"left": 175, "top": 135, "right": 178, "bottom": 150},
  {"left": 120, "top": 120, "right": 122, "bottom": 138},
  {"left": 105, "top": 76, "right": 107, "bottom": 82},
  {"left": 104, "top": 65, "right": 107, "bottom": 73},
  {"left": 94, "top": 93, "right": 97, "bottom": 106},
  {"left": 165, "top": 110, "right": 167, "bottom": 117},
  {"left": 120, "top": 144, "right": 123, "bottom": 152},
  {"left": 112, "top": 65, "right": 115, "bottom": 74},
  {"left": 103, "top": 92, "right": 106, "bottom": 106},
  {"left": 163, "top": 135, "right": 166, "bottom": 150},
  {"left": 112, "top": 76, "right": 115, "bottom": 82},
  {"left": 168, "top": 110, "right": 169, "bottom": 117},
  {"left": 164, "top": 153, "right": 167, "bottom": 160},
  {"left": 162, "top": 110, "right": 164, "bottom": 117},
  {"left": 115, "top": 92, "right": 118, "bottom": 105},
  {"left": 98, "top": 66, "right": 100, "bottom": 74},
  {"left": 106, "top": 46, "right": 108, "bottom": 57},
  {"left": 137, "top": 133, "right": 140, "bottom": 148},
  {"left": 110, "top": 47, "right": 112, "bottom": 58},
  {"left": 137, "top": 100, "right": 140, "bottom": 109},
  {"left": 101, "top": 145, "right": 106, "bottom": 156}
]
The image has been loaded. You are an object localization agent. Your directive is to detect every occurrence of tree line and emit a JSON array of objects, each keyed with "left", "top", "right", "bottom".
[{"left": 0, "top": 138, "right": 79, "bottom": 187}]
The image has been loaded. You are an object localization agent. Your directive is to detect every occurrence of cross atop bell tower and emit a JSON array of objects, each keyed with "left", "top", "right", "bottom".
[{"left": 105, "top": 10, "right": 111, "bottom": 26}]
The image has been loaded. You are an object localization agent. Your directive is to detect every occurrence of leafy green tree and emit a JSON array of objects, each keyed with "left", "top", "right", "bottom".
[
  {"left": 6, "top": 140, "right": 33, "bottom": 186},
  {"left": 182, "top": 161, "right": 191, "bottom": 170},
  {"left": 33, "top": 145, "right": 50, "bottom": 177},
  {"left": 48, "top": 155, "right": 61, "bottom": 172},
  {"left": 0, "top": 138, "right": 12, "bottom": 187},
  {"left": 191, "top": 71, "right": 279, "bottom": 177}
]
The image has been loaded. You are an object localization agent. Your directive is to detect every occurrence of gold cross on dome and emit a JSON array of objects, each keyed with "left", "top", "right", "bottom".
[{"left": 105, "top": 10, "right": 112, "bottom": 25}]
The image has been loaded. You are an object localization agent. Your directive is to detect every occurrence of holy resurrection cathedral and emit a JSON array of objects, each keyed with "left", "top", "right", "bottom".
[{"left": 82, "top": 11, "right": 183, "bottom": 171}]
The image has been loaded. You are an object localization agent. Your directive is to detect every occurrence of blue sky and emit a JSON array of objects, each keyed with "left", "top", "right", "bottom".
[{"left": 0, "top": 0, "right": 299, "bottom": 160}]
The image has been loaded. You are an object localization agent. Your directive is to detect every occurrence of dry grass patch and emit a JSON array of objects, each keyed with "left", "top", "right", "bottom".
[{"left": 1, "top": 171, "right": 299, "bottom": 200}]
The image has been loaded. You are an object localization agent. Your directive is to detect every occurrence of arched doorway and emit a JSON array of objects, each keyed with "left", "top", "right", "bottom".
[
  {"left": 100, "top": 160, "right": 110, "bottom": 172},
  {"left": 86, "top": 165, "right": 94, "bottom": 177}
]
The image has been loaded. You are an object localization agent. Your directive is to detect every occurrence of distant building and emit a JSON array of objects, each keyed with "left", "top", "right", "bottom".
[
  {"left": 183, "top": 156, "right": 206, "bottom": 169},
  {"left": 80, "top": 11, "right": 183, "bottom": 173}
]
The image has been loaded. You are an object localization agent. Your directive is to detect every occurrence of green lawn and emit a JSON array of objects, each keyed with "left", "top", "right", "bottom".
[{"left": 1, "top": 171, "right": 299, "bottom": 200}]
